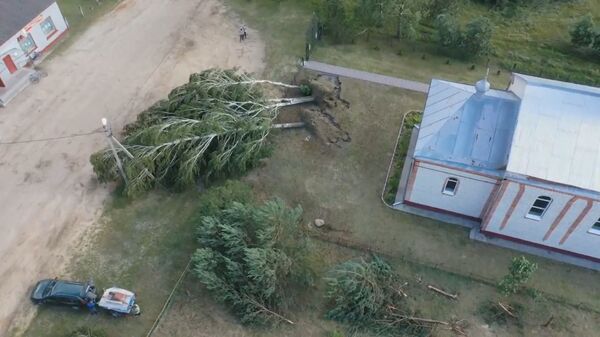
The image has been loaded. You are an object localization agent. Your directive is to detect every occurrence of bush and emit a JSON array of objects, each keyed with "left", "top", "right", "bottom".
[
  {"left": 463, "top": 17, "right": 493, "bottom": 56},
  {"left": 570, "top": 15, "right": 595, "bottom": 47},
  {"left": 434, "top": 14, "right": 461, "bottom": 48},
  {"left": 498, "top": 256, "right": 537, "bottom": 296},
  {"left": 192, "top": 197, "right": 311, "bottom": 325},
  {"left": 300, "top": 84, "right": 313, "bottom": 96}
]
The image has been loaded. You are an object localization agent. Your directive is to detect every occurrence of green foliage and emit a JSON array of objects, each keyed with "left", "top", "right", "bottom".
[
  {"left": 435, "top": 15, "right": 493, "bottom": 57},
  {"left": 65, "top": 327, "right": 107, "bottom": 337},
  {"left": 300, "top": 84, "right": 313, "bottom": 96},
  {"left": 319, "top": 0, "right": 356, "bottom": 43},
  {"left": 194, "top": 180, "right": 254, "bottom": 218},
  {"left": 463, "top": 17, "right": 493, "bottom": 56},
  {"left": 325, "top": 255, "right": 429, "bottom": 336},
  {"left": 386, "top": 0, "right": 423, "bottom": 40},
  {"left": 192, "top": 197, "right": 311, "bottom": 325},
  {"left": 424, "top": 0, "right": 458, "bottom": 19},
  {"left": 498, "top": 256, "right": 538, "bottom": 296},
  {"left": 90, "top": 69, "right": 281, "bottom": 196},
  {"left": 570, "top": 15, "right": 595, "bottom": 47},
  {"left": 434, "top": 13, "right": 461, "bottom": 47}
]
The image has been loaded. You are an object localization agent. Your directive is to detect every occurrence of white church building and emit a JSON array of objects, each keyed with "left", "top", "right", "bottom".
[{"left": 397, "top": 73, "right": 600, "bottom": 266}]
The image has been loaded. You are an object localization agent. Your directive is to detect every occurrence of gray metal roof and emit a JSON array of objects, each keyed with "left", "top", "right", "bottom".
[
  {"left": 414, "top": 79, "right": 520, "bottom": 170},
  {"left": 0, "top": 0, "right": 56, "bottom": 43},
  {"left": 506, "top": 74, "right": 600, "bottom": 192}
]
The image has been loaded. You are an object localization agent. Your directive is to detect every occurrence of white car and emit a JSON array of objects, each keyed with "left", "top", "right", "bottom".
[{"left": 98, "top": 287, "right": 141, "bottom": 317}]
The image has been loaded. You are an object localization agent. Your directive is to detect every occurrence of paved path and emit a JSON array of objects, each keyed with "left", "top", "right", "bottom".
[{"left": 303, "top": 61, "right": 430, "bottom": 93}]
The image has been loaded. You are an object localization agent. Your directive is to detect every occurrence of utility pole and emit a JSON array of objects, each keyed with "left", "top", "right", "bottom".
[{"left": 101, "top": 118, "right": 128, "bottom": 185}]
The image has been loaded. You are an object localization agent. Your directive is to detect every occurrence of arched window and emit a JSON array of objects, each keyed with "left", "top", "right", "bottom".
[
  {"left": 526, "top": 196, "right": 552, "bottom": 220},
  {"left": 442, "top": 177, "right": 459, "bottom": 196}
]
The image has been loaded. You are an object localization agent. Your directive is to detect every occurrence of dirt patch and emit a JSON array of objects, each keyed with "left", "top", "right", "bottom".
[
  {"left": 0, "top": 0, "right": 264, "bottom": 335},
  {"left": 297, "top": 74, "right": 351, "bottom": 145}
]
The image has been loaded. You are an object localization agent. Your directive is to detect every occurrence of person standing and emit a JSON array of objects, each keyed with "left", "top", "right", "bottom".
[
  {"left": 243, "top": 25, "right": 248, "bottom": 40},
  {"left": 239, "top": 26, "right": 245, "bottom": 42}
]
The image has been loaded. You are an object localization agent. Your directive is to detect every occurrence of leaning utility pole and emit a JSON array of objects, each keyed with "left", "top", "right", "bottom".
[{"left": 101, "top": 118, "right": 128, "bottom": 185}]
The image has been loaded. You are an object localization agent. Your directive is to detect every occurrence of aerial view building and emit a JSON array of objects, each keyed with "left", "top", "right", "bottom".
[{"left": 397, "top": 73, "right": 600, "bottom": 266}]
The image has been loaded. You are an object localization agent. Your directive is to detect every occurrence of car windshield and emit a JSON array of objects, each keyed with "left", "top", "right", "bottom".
[{"left": 42, "top": 280, "right": 57, "bottom": 297}]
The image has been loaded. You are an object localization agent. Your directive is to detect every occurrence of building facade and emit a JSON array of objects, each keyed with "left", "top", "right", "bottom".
[
  {"left": 0, "top": 1, "right": 68, "bottom": 88},
  {"left": 399, "top": 74, "right": 600, "bottom": 265}
]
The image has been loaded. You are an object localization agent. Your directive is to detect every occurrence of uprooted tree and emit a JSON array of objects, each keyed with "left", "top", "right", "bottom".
[
  {"left": 90, "top": 68, "right": 301, "bottom": 196},
  {"left": 192, "top": 195, "right": 312, "bottom": 325},
  {"left": 325, "top": 255, "right": 432, "bottom": 336}
]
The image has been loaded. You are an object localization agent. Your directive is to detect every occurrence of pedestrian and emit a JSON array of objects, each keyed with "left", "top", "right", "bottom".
[
  {"left": 242, "top": 25, "right": 248, "bottom": 40},
  {"left": 86, "top": 298, "right": 98, "bottom": 315},
  {"left": 239, "top": 26, "right": 245, "bottom": 42}
]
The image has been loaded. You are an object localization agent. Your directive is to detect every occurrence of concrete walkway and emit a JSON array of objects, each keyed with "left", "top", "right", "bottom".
[{"left": 303, "top": 60, "right": 430, "bottom": 93}]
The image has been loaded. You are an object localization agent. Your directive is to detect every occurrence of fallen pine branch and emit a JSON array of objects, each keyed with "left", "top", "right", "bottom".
[
  {"left": 427, "top": 285, "right": 458, "bottom": 300},
  {"left": 542, "top": 315, "right": 554, "bottom": 328},
  {"left": 497, "top": 302, "right": 517, "bottom": 318}
]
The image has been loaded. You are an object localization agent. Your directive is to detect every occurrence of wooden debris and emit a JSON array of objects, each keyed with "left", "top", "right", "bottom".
[
  {"left": 497, "top": 302, "right": 517, "bottom": 318},
  {"left": 272, "top": 122, "right": 306, "bottom": 129},
  {"left": 427, "top": 285, "right": 458, "bottom": 300},
  {"left": 542, "top": 315, "right": 554, "bottom": 328}
]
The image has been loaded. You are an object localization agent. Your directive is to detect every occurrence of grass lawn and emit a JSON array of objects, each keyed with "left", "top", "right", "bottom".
[{"left": 22, "top": 191, "right": 198, "bottom": 337}]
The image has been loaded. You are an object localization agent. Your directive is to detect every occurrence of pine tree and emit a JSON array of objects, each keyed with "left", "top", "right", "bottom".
[{"left": 192, "top": 198, "right": 309, "bottom": 325}]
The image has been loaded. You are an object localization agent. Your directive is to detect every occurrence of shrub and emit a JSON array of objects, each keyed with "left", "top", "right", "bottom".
[
  {"left": 434, "top": 14, "right": 462, "bottom": 48},
  {"left": 300, "top": 84, "right": 313, "bottom": 96},
  {"left": 498, "top": 256, "right": 537, "bottom": 296},
  {"left": 463, "top": 17, "right": 493, "bottom": 56},
  {"left": 570, "top": 15, "right": 595, "bottom": 47}
]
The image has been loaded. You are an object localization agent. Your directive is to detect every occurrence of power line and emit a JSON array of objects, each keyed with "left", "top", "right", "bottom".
[{"left": 0, "top": 130, "right": 104, "bottom": 145}]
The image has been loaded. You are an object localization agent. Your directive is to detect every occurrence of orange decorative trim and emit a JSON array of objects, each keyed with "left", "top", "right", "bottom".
[
  {"left": 500, "top": 183, "right": 525, "bottom": 230},
  {"left": 543, "top": 196, "right": 577, "bottom": 241},
  {"left": 404, "top": 160, "right": 419, "bottom": 201},
  {"left": 559, "top": 199, "right": 594, "bottom": 245},
  {"left": 481, "top": 180, "right": 508, "bottom": 230}
]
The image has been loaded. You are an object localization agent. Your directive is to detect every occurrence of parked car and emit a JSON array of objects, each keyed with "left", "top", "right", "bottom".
[
  {"left": 98, "top": 287, "right": 141, "bottom": 317},
  {"left": 30, "top": 279, "right": 95, "bottom": 307}
]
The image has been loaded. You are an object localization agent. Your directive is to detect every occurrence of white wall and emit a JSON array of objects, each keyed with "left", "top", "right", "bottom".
[
  {"left": 0, "top": 2, "right": 67, "bottom": 83},
  {"left": 484, "top": 181, "right": 600, "bottom": 259},
  {"left": 405, "top": 161, "right": 499, "bottom": 218}
]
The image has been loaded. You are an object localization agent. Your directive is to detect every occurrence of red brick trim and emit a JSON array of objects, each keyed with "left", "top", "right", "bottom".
[
  {"left": 500, "top": 183, "right": 525, "bottom": 230},
  {"left": 543, "top": 196, "right": 577, "bottom": 241},
  {"left": 559, "top": 199, "right": 593, "bottom": 245},
  {"left": 404, "top": 200, "right": 481, "bottom": 222},
  {"left": 404, "top": 160, "right": 419, "bottom": 201},
  {"left": 40, "top": 29, "right": 68, "bottom": 54},
  {"left": 512, "top": 177, "right": 599, "bottom": 203},
  {"left": 417, "top": 158, "right": 499, "bottom": 180},
  {"left": 481, "top": 180, "right": 508, "bottom": 230},
  {"left": 481, "top": 229, "right": 600, "bottom": 264}
]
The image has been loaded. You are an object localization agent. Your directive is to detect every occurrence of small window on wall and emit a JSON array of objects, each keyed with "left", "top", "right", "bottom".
[
  {"left": 41, "top": 17, "right": 57, "bottom": 37},
  {"left": 526, "top": 196, "right": 552, "bottom": 220},
  {"left": 18, "top": 34, "right": 37, "bottom": 54},
  {"left": 588, "top": 218, "right": 600, "bottom": 235},
  {"left": 442, "top": 177, "right": 459, "bottom": 196}
]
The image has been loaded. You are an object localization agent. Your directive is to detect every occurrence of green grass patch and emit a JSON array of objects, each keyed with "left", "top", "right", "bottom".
[{"left": 383, "top": 111, "right": 422, "bottom": 205}]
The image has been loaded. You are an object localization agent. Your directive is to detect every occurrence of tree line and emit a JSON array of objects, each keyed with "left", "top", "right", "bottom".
[{"left": 315, "top": 0, "right": 494, "bottom": 58}]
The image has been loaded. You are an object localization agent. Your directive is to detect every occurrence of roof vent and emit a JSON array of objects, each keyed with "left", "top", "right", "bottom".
[{"left": 475, "top": 68, "right": 491, "bottom": 94}]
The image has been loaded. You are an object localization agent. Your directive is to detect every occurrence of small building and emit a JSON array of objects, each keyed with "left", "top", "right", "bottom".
[
  {"left": 397, "top": 73, "right": 600, "bottom": 268},
  {"left": 0, "top": 0, "right": 68, "bottom": 104}
]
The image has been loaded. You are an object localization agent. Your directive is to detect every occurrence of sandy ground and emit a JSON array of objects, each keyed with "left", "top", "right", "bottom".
[{"left": 0, "top": 0, "right": 264, "bottom": 335}]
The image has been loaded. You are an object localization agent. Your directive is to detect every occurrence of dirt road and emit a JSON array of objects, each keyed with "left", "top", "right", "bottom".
[{"left": 0, "top": 0, "right": 264, "bottom": 334}]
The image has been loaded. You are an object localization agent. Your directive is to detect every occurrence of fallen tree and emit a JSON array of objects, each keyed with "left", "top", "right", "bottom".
[{"left": 90, "top": 68, "right": 300, "bottom": 196}]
